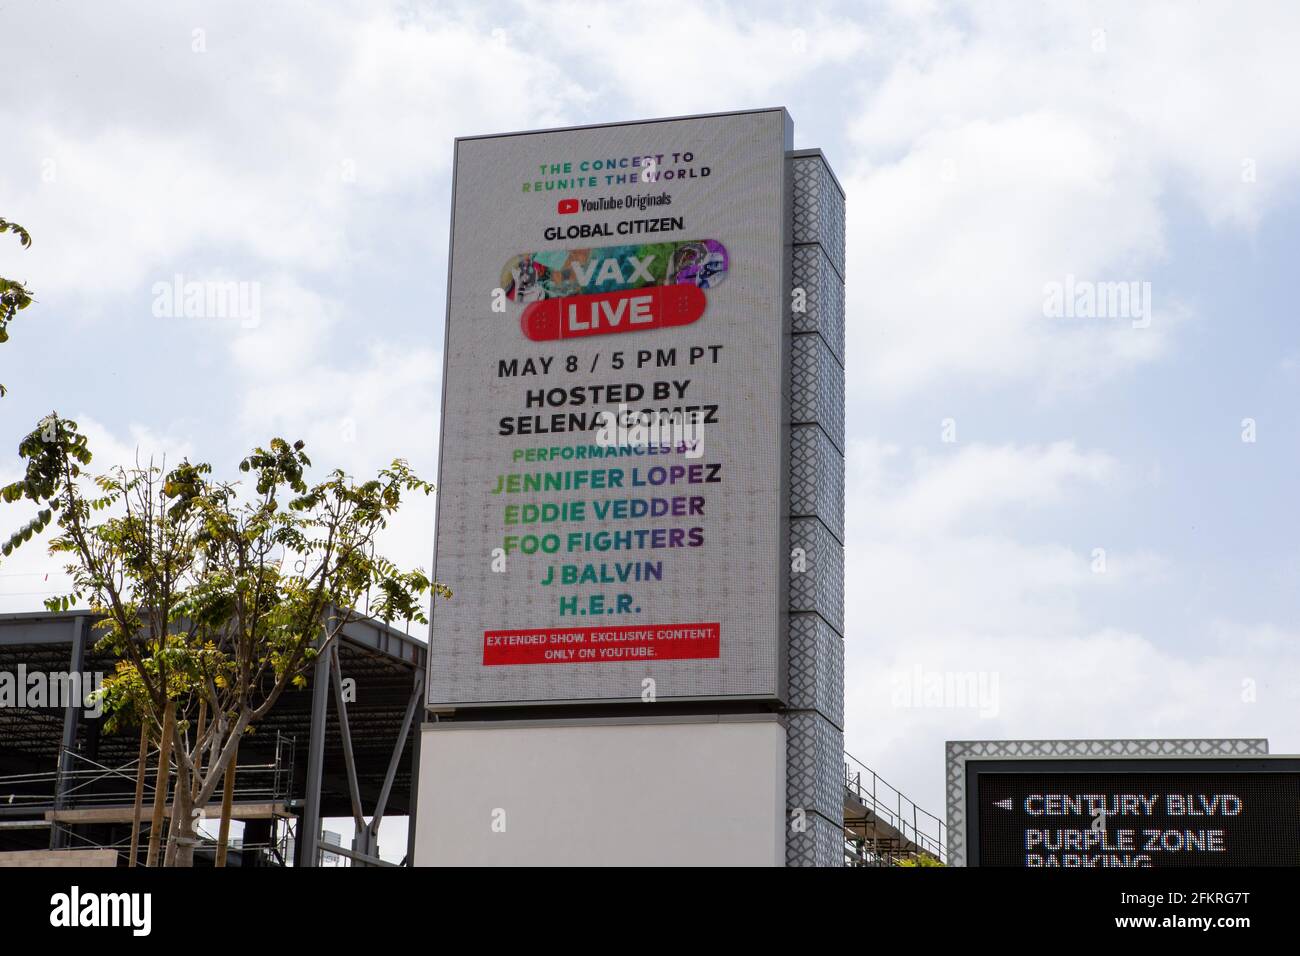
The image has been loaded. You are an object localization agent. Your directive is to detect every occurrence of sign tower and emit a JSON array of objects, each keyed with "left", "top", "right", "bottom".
[{"left": 416, "top": 109, "right": 846, "bottom": 866}]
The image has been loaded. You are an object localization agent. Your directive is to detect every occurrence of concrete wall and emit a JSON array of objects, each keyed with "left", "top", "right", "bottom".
[{"left": 415, "top": 715, "right": 785, "bottom": 866}]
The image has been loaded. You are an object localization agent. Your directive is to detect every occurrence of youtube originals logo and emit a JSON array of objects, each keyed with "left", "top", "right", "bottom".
[{"left": 557, "top": 198, "right": 578, "bottom": 214}]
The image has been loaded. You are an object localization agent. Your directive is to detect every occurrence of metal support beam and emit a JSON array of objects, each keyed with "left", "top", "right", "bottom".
[
  {"left": 295, "top": 623, "right": 427, "bottom": 867},
  {"left": 296, "top": 629, "right": 331, "bottom": 868},
  {"left": 407, "top": 711, "right": 423, "bottom": 866},
  {"left": 369, "top": 669, "right": 423, "bottom": 840},
  {"left": 51, "top": 615, "right": 87, "bottom": 850},
  {"left": 324, "top": 841, "right": 395, "bottom": 868},
  {"left": 329, "top": 646, "right": 367, "bottom": 839},
  {"left": 350, "top": 826, "right": 377, "bottom": 865}
]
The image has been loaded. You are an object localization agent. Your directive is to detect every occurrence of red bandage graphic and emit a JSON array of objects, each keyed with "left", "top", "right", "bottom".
[{"left": 520, "top": 285, "right": 705, "bottom": 341}]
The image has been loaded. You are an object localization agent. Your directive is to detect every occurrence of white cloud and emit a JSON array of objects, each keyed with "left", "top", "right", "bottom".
[
  {"left": 834, "top": 2, "right": 1300, "bottom": 817},
  {"left": 841, "top": 434, "right": 1300, "bottom": 818},
  {"left": 849, "top": 625, "right": 1300, "bottom": 824},
  {"left": 0, "top": 2, "right": 592, "bottom": 304},
  {"left": 240, "top": 334, "right": 440, "bottom": 502},
  {"left": 526, "top": 4, "right": 872, "bottom": 116},
  {"left": 844, "top": 438, "right": 1134, "bottom": 638},
  {"left": 226, "top": 278, "right": 343, "bottom": 376},
  {"left": 843, "top": 0, "right": 1300, "bottom": 398},
  {"left": 880, "top": 440, "right": 1117, "bottom": 535},
  {"left": 853, "top": 1, "right": 1300, "bottom": 227},
  {"left": 845, "top": 112, "right": 1173, "bottom": 399},
  {"left": 225, "top": 279, "right": 441, "bottom": 634}
]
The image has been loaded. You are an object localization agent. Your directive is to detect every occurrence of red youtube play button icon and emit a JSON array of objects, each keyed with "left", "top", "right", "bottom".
[{"left": 556, "top": 198, "right": 578, "bottom": 214}]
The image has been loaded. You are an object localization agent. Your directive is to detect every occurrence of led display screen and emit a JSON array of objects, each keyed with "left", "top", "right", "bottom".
[
  {"left": 427, "top": 110, "right": 790, "bottom": 707},
  {"left": 970, "top": 761, "right": 1300, "bottom": 867}
]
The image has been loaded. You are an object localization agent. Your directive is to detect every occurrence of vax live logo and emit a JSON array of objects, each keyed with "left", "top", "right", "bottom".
[{"left": 501, "top": 240, "right": 728, "bottom": 342}]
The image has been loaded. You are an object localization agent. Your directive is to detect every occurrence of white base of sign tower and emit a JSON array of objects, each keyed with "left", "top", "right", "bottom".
[{"left": 415, "top": 715, "right": 785, "bottom": 866}]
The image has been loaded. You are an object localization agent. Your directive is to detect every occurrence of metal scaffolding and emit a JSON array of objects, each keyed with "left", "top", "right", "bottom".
[
  {"left": 843, "top": 751, "right": 947, "bottom": 866},
  {"left": 13, "top": 734, "right": 296, "bottom": 864}
]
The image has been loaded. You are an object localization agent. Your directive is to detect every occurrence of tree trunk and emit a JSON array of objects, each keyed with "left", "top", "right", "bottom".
[
  {"left": 154, "top": 707, "right": 255, "bottom": 867},
  {"left": 165, "top": 713, "right": 199, "bottom": 868},
  {"left": 163, "top": 764, "right": 184, "bottom": 868},
  {"left": 169, "top": 774, "right": 197, "bottom": 867},
  {"left": 216, "top": 744, "right": 239, "bottom": 867},
  {"left": 193, "top": 699, "right": 208, "bottom": 785},
  {"left": 192, "top": 709, "right": 252, "bottom": 808},
  {"left": 128, "top": 724, "right": 148, "bottom": 867},
  {"left": 145, "top": 702, "right": 175, "bottom": 867}
]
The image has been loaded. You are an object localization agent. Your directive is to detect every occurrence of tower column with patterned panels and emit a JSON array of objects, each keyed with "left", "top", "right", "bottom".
[{"left": 783, "top": 149, "right": 847, "bottom": 867}]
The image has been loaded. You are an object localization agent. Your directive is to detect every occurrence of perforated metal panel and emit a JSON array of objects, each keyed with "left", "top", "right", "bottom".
[
  {"left": 784, "top": 150, "right": 846, "bottom": 866},
  {"left": 790, "top": 425, "right": 844, "bottom": 543}
]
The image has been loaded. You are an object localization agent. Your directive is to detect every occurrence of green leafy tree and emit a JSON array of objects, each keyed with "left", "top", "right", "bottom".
[
  {"left": 0, "top": 218, "right": 35, "bottom": 397},
  {"left": 1, "top": 414, "right": 448, "bottom": 866}
]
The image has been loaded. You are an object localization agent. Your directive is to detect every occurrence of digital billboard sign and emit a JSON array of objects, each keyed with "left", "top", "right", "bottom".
[
  {"left": 427, "top": 109, "right": 791, "bottom": 708},
  {"left": 966, "top": 759, "right": 1300, "bottom": 867}
]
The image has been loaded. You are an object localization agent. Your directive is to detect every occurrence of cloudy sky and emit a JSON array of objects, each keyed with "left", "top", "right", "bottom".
[{"left": 2, "top": 0, "right": 1298, "bottom": 840}]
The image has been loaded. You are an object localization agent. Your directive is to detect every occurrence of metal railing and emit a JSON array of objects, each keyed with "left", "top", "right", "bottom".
[
  {"left": 843, "top": 750, "right": 946, "bottom": 866},
  {"left": 0, "top": 732, "right": 296, "bottom": 864},
  {"left": 41, "top": 732, "right": 295, "bottom": 808}
]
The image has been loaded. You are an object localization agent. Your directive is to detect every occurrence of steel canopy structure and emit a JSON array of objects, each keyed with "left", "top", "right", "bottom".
[{"left": 0, "top": 609, "right": 425, "bottom": 866}]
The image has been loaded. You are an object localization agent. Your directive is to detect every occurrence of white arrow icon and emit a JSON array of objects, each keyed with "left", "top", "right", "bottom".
[{"left": 994, "top": 798, "right": 1013, "bottom": 810}]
